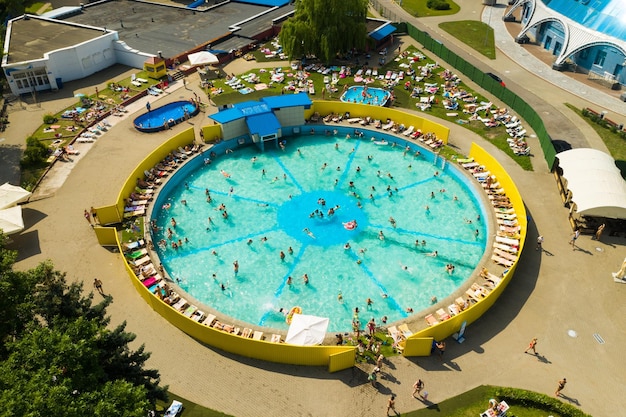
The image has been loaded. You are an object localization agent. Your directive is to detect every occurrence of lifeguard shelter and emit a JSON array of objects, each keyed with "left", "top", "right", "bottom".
[
  {"left": 209, "top": 93, "right": 312, "bottom": 151},
  {"left": 144, "top": 56, "right": 167, "bottom": 79}
]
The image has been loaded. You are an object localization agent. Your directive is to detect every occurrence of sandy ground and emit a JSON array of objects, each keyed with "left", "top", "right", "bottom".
[{"left": 2, "top": 1, "right": 626, "bottom": 416}]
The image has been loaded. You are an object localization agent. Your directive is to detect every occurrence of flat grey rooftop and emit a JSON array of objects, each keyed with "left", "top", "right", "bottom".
[
  {"left": 64, "top": 0, "right": 293, "bottom": 58},
  {"left": 6, "top": 17, "right": 104, "bottom": 64}
]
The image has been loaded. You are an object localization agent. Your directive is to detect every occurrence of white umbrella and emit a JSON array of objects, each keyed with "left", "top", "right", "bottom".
[
  {"left": 188, "top": 51, "right": 219, "bottom": 67},
  {"left": 285, "top": 314, "right": 329, "bottom": 346},
  {"left": 0, "top": 183, "right": 31, "bottom": 209},
  {"left": 0, "top": 206, "right": 24, "bottom": 235}
]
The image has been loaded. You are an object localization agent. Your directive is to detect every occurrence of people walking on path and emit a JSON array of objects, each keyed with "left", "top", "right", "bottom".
[
  {"left": 569, "top": 229, "right": 580, "bottom": 249},
  {"left": 386, "top": 394, "right": 400, "bottom": 416},
  {"left": 536, "top": 235, "right": 543, "bottom": 251},
  {"left": 555, "top": 377, "right": 567, "bottom": 397},
  {"left": 84, "top": 209, "right": 93, "bottom": 227},
  {"left": 412, "top": 378, "right": 425, "bottom": 398},
  {"left": 593, "top": 224, "right": 606, "bottom": 241},
  {"left": 93, "top": 278, "right": 104, "bottom": 296},
  {"left": 524, "top": 337, "right": 538, "bottom": 354}
]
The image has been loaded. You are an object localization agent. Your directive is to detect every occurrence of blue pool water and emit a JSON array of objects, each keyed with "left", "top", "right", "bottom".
[
  {"left": 151, "top": 129, "right": 488, "bottom": 332},
  {"left": 340, "top": 86, "right": 391, "bottom": 106},
  {"left": 134, "top": 100, "right": 198, "bottom": 133}
]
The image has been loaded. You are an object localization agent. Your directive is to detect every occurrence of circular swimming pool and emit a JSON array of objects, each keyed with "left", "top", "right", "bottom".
[
  {"left": 151, "top": 128, "right": 488, "bottom": 332},
  {"left": 134, "top": 100, "right": 199, "bottom": 133},
  {"left": 340, "top": 86, "right": 391, "bottom": 106}
]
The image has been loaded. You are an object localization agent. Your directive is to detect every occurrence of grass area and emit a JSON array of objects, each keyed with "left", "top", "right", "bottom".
[
  {"left": 209, "top": 43, "right": 532, "bottom": 170},
  {"left": 157, "top": 385, "right": 585, "bottom": 417},
  {"left": 121, "top": 217, "right": 145, "bottom": 243},
  {"left": 439, "top": 21, "right": 496, "bottom": 59},
  {"left": 565, "top": 103, "right": 626, "bottom": 178},
  {"left": 402, "top": 0, "right": 460, "bottom": 17},
  {"left": 25, "top": 1, "right": 52, "bottom": 14}
]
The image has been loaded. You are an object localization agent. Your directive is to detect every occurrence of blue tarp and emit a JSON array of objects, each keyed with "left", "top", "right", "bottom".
[
  {"left": 262, "top": 93, "right": 312, "bottom": 109},
  {"left": 246, "top": 113, "right": 281, "bottom": 137},
  {"left": 370, "top": 23, "right": 396, "bottom": 41}
]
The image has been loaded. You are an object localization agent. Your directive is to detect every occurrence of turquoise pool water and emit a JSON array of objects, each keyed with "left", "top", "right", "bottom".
[
  {"left": 151, "top": 129, "right": 488, "bottom": 332},
  {"left": 134, "top": 100, "right": 198, "bottom": 132},
  {"left": 340, "top": 86, "right": 390, "bottom": 106}
]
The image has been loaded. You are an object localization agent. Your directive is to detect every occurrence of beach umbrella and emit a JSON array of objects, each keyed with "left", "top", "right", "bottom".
[
  {"left": 285, "top": 314, "right": 329, "bottom": 346},
  {"left": 0, "top": 182, "right": 31, "bottom": 209},
  {"left": 0, "top": 206, "right": 24, "bottom": 235}
]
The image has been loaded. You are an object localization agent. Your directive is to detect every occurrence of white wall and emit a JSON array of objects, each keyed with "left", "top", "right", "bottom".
[
  {"left": 114, "top": 41, "right": 155, "bottom": 69},
  {"left": 273, "top": 106, "right": 305, "bottom": 127},
  {"left": 46, "top": 32, "right": 118, "bottom": 83},
  {"left": 221, "top": 119, "right": 249, "bottom": 139}
]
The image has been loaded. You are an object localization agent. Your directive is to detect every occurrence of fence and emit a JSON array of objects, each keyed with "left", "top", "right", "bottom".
[{"left": 404, "top": 23, "right": 557, "bottom": 169}]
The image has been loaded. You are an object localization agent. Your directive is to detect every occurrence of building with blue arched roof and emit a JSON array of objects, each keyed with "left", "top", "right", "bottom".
[{"left": 505, "top": 0, "right": 626, "bottom": 88}]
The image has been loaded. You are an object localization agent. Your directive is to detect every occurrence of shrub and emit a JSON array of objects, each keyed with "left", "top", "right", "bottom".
[
  {"left": 43, "top": 114, "right": 57, "bottom": 124},
  {"left": 427, "top": 0, "right": 451, "bottom": 10},
  {"left": 493, "top": 387, "right": 592, "bottom": 417},
  {"left": 21, "top": 136, "right": 50, "bottom": 168}
]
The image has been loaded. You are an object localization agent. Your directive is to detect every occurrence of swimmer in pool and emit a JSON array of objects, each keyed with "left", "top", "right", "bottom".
[
  {"left": 303, "top": 228, "right": 316, "bottom": 239},
  {"left": 426, "top": 250, "right": 438, "bottom": 257}
]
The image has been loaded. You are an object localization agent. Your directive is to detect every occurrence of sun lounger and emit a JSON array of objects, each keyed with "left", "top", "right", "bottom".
[
  {"left": 252, "top": 331, "right": 264, "bottom": 340},
  {"left": 466, "top": 289, "right": 484, "bottom": 302},
  {"left": 130, "top": 255, "right": 151, "bottom": 267},
  {"left": 398, "top": 323, "right": 413, "bottom": 337},
  {"left": 448, "top": 304, "right": 460, "bottom": 316},
  {"left": 494, "top": 248, "right": 518, "bottom": 262},
  {"left": 142, "top": 276, "right": 158, "bottom": 288},
  {"left": 131, "top": 80, "right": 142, "bottom": 87},
  {"left": 462, "top": 162, "right": 479, "bottom": 169},
  {"left": 436, "top": 308, "right": 451, "bottom": 321},
  {"left": 493, "top": 242, "right": 518, "bottom": 253},
  {"left": 126, "top": 249, "right": 148, "bottom": 259},
  {"left": 164, "top": 400, "right": 183, "bottom": 417},
  {"left": 347, "top": 117, "right": 362, "bottom": 124},
  {"left": 382, "top": 120, "right": 394, "bottom": 130},
  {"left": 183, "top": 305, "right": 197, "bottom": 317},
  {"left": 425, "top": 314, "right": 439, "bottom": 326},
  {"left": 402, "top": 126, "right": 415, "bottom": 136},
  {"left": 123, "top": 239, "right": 145, "bottom": 251},
  {"left": 271, "top": 334, "right": 282, "bottom": 343},
  {"left": 202, "top": 314, "right": 217, "bottom": 326},
  {"left": 495, "top": 212, "right": 517, "bottom": 220},
  {"left": 492, "top": 254, "right": 514, "bottom": 267},
  {"left": 191, "top": 311, "right": 205, "bottom": 322},
  {"left": 172, "top": 298, "right": 188, "bottom": 311},
  {"left": 496, "top": 235, "right": 519, "bottom": 246},
  {"left": 241, "top": 328, "right": 253, "bottom": 338}
]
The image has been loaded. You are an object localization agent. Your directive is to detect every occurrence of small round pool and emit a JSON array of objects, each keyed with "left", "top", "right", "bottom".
[
  {"left": 340, "top": 86, "right": 391, "bottom": 106},
  {"left": 134, "top": 100, "right": 199, "bottom": 133}
]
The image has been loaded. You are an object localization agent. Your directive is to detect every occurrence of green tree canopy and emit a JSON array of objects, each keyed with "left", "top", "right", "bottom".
[
  {"left": 279, "top": 0, "right": 369, "bottom": 63},
  {"left": 0, "top": 234, "right": 167, "bottom": 416}
]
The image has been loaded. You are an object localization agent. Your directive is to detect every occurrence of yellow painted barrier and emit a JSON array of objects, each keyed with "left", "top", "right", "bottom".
[
  {"left": 308, "top": 101, "right": 449, "bottom": 144},
  {"left": 403, "top": 143, "right": 527, "bottom": 355},
  {"left": 94, "top": 225, "right": 118, "bottom": 246},
  {"left": 200, "top": 124, "right": 222, "bottom": 144}
]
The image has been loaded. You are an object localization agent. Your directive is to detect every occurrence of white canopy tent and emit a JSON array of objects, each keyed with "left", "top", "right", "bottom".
[
  {"left": 285, "top": 314, "right": 329, "bottom": 346},
  {"left": 0, "top": 182, "right": 31, "bottom": 210},
  {"left": 557, "top": 148, "right": 626, "bottom": 219},
  {"left": 0, "top": 206, "right": 25, "bottom": 235},
  {"left": 188, "top": 51, "right": 219, "bottom": 67}
]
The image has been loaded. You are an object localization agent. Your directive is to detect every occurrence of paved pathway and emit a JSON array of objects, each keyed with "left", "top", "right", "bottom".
[{"left": 4, "top": 3, "right": 626, "bottom": 416}]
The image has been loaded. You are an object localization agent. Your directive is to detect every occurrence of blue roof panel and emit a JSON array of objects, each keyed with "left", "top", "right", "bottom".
[
  {"left": 370, "top": 24, "right": 396, "bottom": 41},
  {"left": 209, "top": 108, "right": 243, "bottom": 124},
  {"left": 234, "top": 0, "right": 290, "bottom": 6},
  {"left": 246, "top": 113, "right": 281, "bottom": 137},
  {"left": 262, "top": 93, "right": 312, "bottom": 109}
]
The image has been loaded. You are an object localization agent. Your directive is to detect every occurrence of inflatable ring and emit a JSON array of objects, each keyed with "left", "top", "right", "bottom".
[
  {"left": 343, "top": 220, "right": 357, "bottom": 230},
  {"left": 285, "top": 306, "right": 302, "bottom": 324}
]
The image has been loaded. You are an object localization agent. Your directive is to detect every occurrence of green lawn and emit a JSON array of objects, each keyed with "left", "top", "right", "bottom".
[
  {"left": 565, "top": 103, "right": 626, "bottom": 178},
  {"left": 439, "top": 21, "right": 496, "bottom": 59},
  {"left": 25, "top": 1, "right": 51, "bottom": 14},
  {"left": 402, "top": 0, "right": 460, "bottom": 17}
]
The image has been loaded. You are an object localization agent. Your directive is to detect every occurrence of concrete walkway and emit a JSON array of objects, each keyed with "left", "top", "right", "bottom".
[{"left": 4, "top": 3, "right": 626, "bottom": 417}]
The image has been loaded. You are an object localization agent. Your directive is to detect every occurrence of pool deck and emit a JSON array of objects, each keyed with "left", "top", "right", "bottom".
[{"left": 4, "top": 2, "right": 626, "bottom": 416}]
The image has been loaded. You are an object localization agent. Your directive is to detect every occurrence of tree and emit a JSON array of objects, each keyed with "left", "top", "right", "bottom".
[
  {"left": 0, "top": 234, "right": 167, "bottom": 415},
  {"left": 279, "top": 0, "right": 369, "bottom": 63}
]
